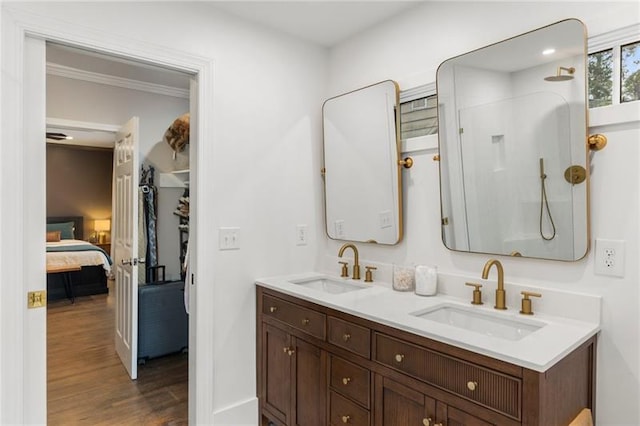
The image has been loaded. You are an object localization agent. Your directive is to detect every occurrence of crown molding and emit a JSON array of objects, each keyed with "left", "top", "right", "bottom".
[
  {"left": 46, "top": 62, "right": 190, "bottom": 99},
  {"left": 588, "top": 23, "right": 640, "bottom": 53}
]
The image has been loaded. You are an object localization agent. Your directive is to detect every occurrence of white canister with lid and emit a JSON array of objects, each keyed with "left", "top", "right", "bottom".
[{"left": 415, "top": 265, "right": 437, "bottom": 296}]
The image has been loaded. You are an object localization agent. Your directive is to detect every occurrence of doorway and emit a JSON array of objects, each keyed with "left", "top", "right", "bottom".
[{"left": 45, "top": 42, "right": 193, "bottom": 423}]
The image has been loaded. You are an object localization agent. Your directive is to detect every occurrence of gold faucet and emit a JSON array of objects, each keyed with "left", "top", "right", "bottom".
[
  {"left": 338, "top": 243, "right": 360, "bottom": 280},
  {"left": 481, "top": 259, "right": 507, "bottom": 310}
]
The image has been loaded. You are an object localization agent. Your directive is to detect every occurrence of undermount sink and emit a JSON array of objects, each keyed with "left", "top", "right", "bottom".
[
  {"left": 411, "top": 304, "right": 544, "bottom": 341},
  {"left": 288, "top": 276, "right": 368, "bottom": 294}
]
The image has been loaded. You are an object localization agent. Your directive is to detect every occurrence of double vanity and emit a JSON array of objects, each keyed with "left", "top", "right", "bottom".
[
  {"left": 256, "top": 259, "right": 599, "bottom": 426},
  {"left": 256, "top": 17, "right": 600, "bottom": 426}
]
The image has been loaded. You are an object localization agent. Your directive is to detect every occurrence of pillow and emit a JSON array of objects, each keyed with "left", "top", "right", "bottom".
[
  {"left": 46, "top": 230, "right": 61, "bottom": 242},
  {"left": 46, "top": 221, "right": 75, "bottom": 239}
]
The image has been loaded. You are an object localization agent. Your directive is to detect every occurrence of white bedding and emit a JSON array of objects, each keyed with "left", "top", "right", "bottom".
[{"left": 46, "top": 239, "right": 111, "bottom": 273}]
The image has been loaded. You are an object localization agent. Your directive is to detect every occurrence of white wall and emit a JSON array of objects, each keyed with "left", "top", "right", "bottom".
[
  {"left": 47, "top": 73, "right": 189, "bottom": 280},
  {"left": 3, "top": 1, "right": 327, "bottom": 422},
  {"left": 327, "top": 2, "right": 639, "bottom": 425}
]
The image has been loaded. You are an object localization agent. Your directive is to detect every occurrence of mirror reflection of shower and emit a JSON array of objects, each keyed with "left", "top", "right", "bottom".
[
  {"left": 544, "top": 66, "right": 575, "bottom": 82},
  {"left": 539, "top": 158, "right": 556, "bottom": 241}
]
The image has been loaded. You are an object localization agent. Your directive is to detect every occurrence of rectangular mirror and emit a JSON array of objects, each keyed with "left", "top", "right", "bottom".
[
  {"left": 436, "top": 19, "right": 588, "bottom": 261},
  {"left": 322, "top": 80, "right": 403, "bottom": 245}
]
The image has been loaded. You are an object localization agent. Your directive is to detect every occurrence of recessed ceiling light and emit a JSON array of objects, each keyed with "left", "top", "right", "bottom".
[{"left": 542, "top": 48, "right": 556, "bottom": 56}]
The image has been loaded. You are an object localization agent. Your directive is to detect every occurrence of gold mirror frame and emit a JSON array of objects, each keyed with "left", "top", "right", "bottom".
[
  {"left": 322, "top": 80, "right": 404, "bottom": 245},
  {"left": 436, "top": 19, "right": 589, "bottom": 261}
]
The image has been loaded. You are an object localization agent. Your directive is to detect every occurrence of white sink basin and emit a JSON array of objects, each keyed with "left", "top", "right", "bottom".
[
  {"left": 288, "top": 276, "right": 368, "bottom": 294},
  {"left": 411, "top": 304, "right": 544, "bottom": 341}
]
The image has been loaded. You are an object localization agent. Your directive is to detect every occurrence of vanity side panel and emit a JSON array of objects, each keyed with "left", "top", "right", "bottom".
[{"left": 522, "top": 336, "right": 597, "bottom": 426}]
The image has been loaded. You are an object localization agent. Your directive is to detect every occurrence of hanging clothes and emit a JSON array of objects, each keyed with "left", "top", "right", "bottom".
[{"left": 139, "top": 165, "right": 159, "bottom": 283}]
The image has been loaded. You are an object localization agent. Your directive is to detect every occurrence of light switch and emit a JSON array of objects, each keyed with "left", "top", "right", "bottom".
[{"left": 219, "top": 227, "right": 240, "bottom": 250}]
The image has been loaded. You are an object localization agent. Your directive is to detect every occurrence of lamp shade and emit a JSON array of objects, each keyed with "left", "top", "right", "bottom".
[{"left": 94, "top": 219, "right": 111, "bottom": 232}]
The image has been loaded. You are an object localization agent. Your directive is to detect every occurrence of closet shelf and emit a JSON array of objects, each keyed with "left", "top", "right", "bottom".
[{"left": 159, "top": 170, "right": 190, "bottom": 188}]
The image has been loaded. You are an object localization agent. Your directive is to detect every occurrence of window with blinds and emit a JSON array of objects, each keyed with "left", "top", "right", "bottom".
[{"left": 399, "top": 95, "right": 438, "bottom": 140}]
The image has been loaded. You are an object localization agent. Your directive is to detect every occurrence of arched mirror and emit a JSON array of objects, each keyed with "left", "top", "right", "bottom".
[
  {"left": 322, "top": 80, "right": 403, "bottom": 245},
  {"left": 436, "top": 19, "right": 588, "bottom": 261}
]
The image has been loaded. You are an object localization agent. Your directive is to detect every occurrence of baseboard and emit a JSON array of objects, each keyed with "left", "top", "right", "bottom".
[{"left": 213, "top": 397, "right": 259, "bottom": 426}]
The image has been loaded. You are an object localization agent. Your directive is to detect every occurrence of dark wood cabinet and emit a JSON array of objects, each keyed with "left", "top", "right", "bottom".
[
  {"left": 257, "top": 286, "right": 596, "bottom": 426},
  {"left": 259, "top": 303, "right": 326, "bottom": 426},
  {"left": 375, "top": 375, "right": 435, "bottom": 426}
]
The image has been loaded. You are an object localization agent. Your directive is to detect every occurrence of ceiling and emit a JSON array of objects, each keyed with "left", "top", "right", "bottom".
[
  {"left": 46, "top": 2, "right": 421, "bottom": 147},
  {"left": 208, "top": 1, "right": 421, "bottom": 47}
]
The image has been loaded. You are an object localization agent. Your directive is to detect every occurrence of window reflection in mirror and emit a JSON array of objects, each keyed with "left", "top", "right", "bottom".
[
  {"left": 436, "top": 19, "right": 588, "bottom": 261},
  {"left": 322, "top": 80, "right": 402, "bottom": 245}
]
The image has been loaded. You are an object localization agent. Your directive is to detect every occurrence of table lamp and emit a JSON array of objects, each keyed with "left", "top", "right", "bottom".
[{"left": 94, "top": 219, "right": 110, "bottom": 244}]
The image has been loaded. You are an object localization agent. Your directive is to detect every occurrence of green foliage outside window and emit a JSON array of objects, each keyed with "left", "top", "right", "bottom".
[
  {"left": 588, "top": 49, "right": 613, "bottom": 108},
  {"left": 621, "top": 41, "right": 640, "bottom": 103}
]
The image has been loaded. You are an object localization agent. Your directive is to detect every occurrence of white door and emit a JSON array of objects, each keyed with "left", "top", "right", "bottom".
[{"left": 113, "top": 117, "right": 140, "bottom": 380}]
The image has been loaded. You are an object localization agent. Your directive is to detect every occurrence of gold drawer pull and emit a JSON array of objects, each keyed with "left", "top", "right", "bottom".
[
  {"left": 302, "top": 318, "right": 310, "bottom": 326},
  {"left": 467, "top": 381, "right": 478, "bottom": 391},
  {"left": 269, "top": 306, "right": 277, "bottom": 313},
  {"left": 395, "top": 354, "right": 404, "bottom": 363},
  {"left": 342, "top": 377, "right": 351, "bottom": 385},
  {"left": 283, "top": 346, "right": 289, "bottom": 353},
  {"left": 342, "top": 333, "right": 351, "bottom": 342},
  {"left": 341, "top": 415, "right": 351, "bottom": 423},
  {"left": 422, "top": 418, "right": 432, "bottom": 426}
]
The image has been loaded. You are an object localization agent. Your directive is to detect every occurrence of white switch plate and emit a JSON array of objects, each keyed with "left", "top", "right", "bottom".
[
  {"left": 219, "top": 227, "right": 240, "bottom": 250},
  {"left": 296, "top": 224, "right": 308, "bottom": 246},
  {"left": 594, "top": 238, "right": 624, "bottom": 277}
]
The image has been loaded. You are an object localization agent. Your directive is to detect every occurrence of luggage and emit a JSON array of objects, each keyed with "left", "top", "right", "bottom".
[{"left": 138, "top": 280, "right": 188, "bottom": 362}]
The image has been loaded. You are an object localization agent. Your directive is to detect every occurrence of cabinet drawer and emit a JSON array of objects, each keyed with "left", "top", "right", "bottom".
[
  {"left": 374, "top": 333, "right": 521, "bottom": 420},
  {"left": 330, "top": 356, "right": 370, "bottom": 409},
  {"left": 329, "top": 391, "right": 370, "bottom": 426},
  {"left": 328, "top": 316, "right": 371, "bottom": 358},
  {"left": 262, "top": 294, "right": 326, "bottom": 340}
]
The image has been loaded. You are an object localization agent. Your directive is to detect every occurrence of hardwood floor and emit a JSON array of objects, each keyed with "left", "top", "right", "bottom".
[{"left": 47, "top": 293, "right": 188, "bottom": 425}]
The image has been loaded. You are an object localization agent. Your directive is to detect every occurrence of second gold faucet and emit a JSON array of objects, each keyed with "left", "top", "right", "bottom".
[
  {"left": 338, "top": 243, "right": 360, "bottom": 280},
  {"left": 481, "top": 259, "right": 507, "bottom": 310}
]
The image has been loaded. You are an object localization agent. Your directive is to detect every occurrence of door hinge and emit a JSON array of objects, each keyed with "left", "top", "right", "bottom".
[
  {"left": 28, "top": 290, "right": 46, "bottom": 309},
  {"left": 441, "top": 217, "right": 449, "bottom": 226},
  {"left": 459, "top": 127, "right": 464, "bottom": 134}
]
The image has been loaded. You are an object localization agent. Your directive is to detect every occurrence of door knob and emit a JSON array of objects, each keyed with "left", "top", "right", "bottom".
[{"left": 121, "top": 259, "right": 133, "bottom": 265}]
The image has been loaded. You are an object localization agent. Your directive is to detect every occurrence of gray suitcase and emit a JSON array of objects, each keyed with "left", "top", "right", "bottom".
[{"left": 138, "top": 280, "right": 188, "bottom": 362}]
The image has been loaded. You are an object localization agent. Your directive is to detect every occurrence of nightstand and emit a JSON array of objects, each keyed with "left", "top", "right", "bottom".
[{"left": 94, "top": 242, "right": 111, "bottom": 253}]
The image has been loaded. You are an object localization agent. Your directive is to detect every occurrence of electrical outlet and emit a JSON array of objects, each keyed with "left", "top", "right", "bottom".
[
  {"left": 296, "top": 224, "right": 308, "bottom": 246},
  {"left": 219, "top": 227, "right": 240, "bottom": 250},
  {"left": 594, "top": 239, "right": 624, "bottom": 277}
]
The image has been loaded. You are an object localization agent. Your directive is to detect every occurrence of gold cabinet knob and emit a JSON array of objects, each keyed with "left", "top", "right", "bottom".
[
  {"left": 395, "top": 354, "right": 404, "bottom": 363},
  {"left": 341, "top": 415, "right": 351, "bottom": 423},
  {"left": 342, "top": 377, "right": 351, "bottom": 385},
  {"left": 269, "top": 306, "right": 277, "bottom": 313},
  {"left": 422, "top": 418, "right": 432, "bottom": 426},
  {"left": 467, "top": 381, "right": 478, "bottom": 391},
  {"left": 434, "top": 423, "right": 443, "bottom": 426},
  {"left": 342, "top": 333, "right": 351, "bottom": 342},
  {"left": 282, "top": 346, "right": 294, "bottom": 356},
  {"left": 301, "top": 318, "right": 310, "bottom": 326}
]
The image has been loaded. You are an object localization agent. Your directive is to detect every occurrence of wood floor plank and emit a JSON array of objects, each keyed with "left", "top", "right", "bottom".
[{"left": 47, "top": 293, "right": 188, "bottom": 425}]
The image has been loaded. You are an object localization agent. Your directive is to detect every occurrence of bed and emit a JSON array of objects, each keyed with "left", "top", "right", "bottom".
[{"left": 46, "top": 216, "right": 111, "bottom": 301}]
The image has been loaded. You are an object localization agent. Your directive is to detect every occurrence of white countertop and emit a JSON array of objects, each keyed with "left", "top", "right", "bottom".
[{"left": 255, "top": 271, "right": 601, "bottom": 372}]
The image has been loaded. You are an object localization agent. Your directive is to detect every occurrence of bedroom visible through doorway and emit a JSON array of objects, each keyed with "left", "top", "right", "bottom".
[{"left": 45, "top": 42, "right": 193, "bottom": 424}]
